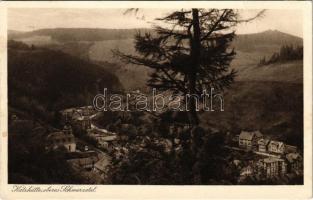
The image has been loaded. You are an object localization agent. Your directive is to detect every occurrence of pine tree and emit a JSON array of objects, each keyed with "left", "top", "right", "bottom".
[{"left": 114, "top": 9, "right": 264, "bottom": 125}]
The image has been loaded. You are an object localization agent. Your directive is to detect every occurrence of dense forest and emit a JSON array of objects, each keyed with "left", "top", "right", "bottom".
[
  {"left": 259, "top": 44, "right": 303, "bottom": 66},
  {"left": 8, "top": 40, "right": 123, "bottom": 123}
]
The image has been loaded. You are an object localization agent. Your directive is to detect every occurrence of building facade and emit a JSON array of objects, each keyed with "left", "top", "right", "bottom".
[
  {"left": 46, "top": 125, "right": 76, "bottom": 152},
  {"left": 257, "top": 138, "right": 270, "bottom": 152},
  {"left": 239, "top": 130, "right": 263, "bottom": 150},
  {"left": 257, "top": 157, "right": 287, "bottom": 178},
  {"left": 268, "top": 140, "right": 285, "bottom": 154}
]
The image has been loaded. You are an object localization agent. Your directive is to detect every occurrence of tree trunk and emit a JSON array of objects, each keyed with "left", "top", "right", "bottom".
[{"left": 188, "top": 9, "right": 201, "bottom": 126}]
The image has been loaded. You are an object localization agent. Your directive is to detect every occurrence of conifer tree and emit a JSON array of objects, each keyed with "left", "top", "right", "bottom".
[{"left": 114, "top": 9, "right": 264, "bottom": 125}]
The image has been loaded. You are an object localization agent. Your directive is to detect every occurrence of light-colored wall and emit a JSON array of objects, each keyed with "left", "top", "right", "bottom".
[{"left": 64, "top": 143, "right": 76, "bottom": 152}]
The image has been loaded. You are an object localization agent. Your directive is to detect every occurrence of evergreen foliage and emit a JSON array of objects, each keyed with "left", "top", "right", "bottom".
[
  {"left": 114, "top": 9, "right": 250, "bottom": 125},
  {"left": 258, "top": 44, "right": 303, "bottom": 66}
]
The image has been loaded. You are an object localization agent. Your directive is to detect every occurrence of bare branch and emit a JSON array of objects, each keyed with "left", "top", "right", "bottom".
[{"left": 236, "top": 9, "right": 266, "bottom": 23}]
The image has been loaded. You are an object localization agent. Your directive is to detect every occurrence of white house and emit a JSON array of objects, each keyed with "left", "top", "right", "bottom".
[
  {"left": 46, "top": 126, "right": 76, "bottom": 152},
  {"left": 257, "top": 138, "right": 270, "bottom": 152},
  {"left": 268, "top": 140, "right": 285, "bottom": 154},
  {"left": 239, "top": 130, "right": 263, "bottom": 150}
]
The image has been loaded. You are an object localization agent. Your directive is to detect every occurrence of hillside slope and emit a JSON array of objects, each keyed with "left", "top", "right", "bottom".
[
  {"left": 236, "top": 60, "right": 302, "bottom": 83},
  {"left": 8, "top": 40, "right": 123, "bottom": 121},
  {"left": 201, "top": 81, "right": 303, "bottom": 147},
  {"left": 233, "top": 30, "right": 302, "bottom": 52},
  {"left": 231, "top": 30, "right": 303, "bottom": 82}
]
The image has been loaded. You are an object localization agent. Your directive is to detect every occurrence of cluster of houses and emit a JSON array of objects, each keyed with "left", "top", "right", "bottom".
[
  {"left": 87, "top": 128, "right": 118, "bottom": 152},
  {"left": 235, "top": 130, "right": 302, "bottom": 181},
  {"left": 43, "top": 106, "right": 304, "bottom": 184},
  {"left": 44, "top": 106, "right": 119, "bottom": 182},
  {"left": 45, "top": 106, "right": 95, "bottom": 153},
  {"left": 61, "top": 106, "right": 94, "bottom": 131},
  {"left": 237, "top": 130, "right": 298, "bottom": 155},
  {"left": 60, "top": 106, "right": 118, "bottom": 152}
]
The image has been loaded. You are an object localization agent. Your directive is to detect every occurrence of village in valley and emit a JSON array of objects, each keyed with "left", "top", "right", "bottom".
[
  {"left": 227, "top": 130, "right": 302, "bottom": 182},
  {"left": 9, "top": 102, "right": 302, "bottom": 184}
]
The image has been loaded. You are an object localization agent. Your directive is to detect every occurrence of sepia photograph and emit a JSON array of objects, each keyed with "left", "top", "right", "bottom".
[
  {"left": 0, "top": 1, "right": 312, "bottom": 199},
  {"left": 6, "top": 7, "right": 305, "bottom": 185}
]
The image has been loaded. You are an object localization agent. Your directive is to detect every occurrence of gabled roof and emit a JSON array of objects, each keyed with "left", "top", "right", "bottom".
[
  {"left": 258, "top": 138, "right": 270, "bottom": 145},
  {"left": 94, "top": 156, "right": 111, "bottom": 172},
  {"left": 254, "top": 130, "right": 263, "bottom": 138},
  {"left": 239, "top": 130, "right": 263, "bottom": 141},
  {"left": 239, "top": 131, "right": 254, "bottom": 140},
  {"left": 269, "top": 140, "right": 285, "bottom": 149}
]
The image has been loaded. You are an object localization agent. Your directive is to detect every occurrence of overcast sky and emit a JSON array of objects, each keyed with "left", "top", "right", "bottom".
[{"left": 8, "top": 8, "right": 303, "bottom": 37}]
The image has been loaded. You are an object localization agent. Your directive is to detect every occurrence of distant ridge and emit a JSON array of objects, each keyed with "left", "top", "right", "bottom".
[
  {"left": 8, "top": 28, "right": 151, "bottom": 42},
  {"left": 239, "top": 29, "right": 302, "bottom": 39},
  {"left": 8, "top": 28, "right": 303, "bottom": 44},
  {"left": 234, "top": 29, "right": 302, "bottom": 52}
]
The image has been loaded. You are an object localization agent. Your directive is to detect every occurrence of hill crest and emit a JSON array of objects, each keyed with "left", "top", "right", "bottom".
[{"left": 9, "top": 28, "right": 303, "bottom": 44}]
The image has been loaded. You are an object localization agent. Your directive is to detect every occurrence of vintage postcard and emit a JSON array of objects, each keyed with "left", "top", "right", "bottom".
[{"left": 0, "top": 1, "right": 312, "bottom": 199}]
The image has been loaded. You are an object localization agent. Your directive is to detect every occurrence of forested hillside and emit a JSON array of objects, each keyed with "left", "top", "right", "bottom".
[{"left": 8, "top": 40, "right": 123, "bottom": 122}]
